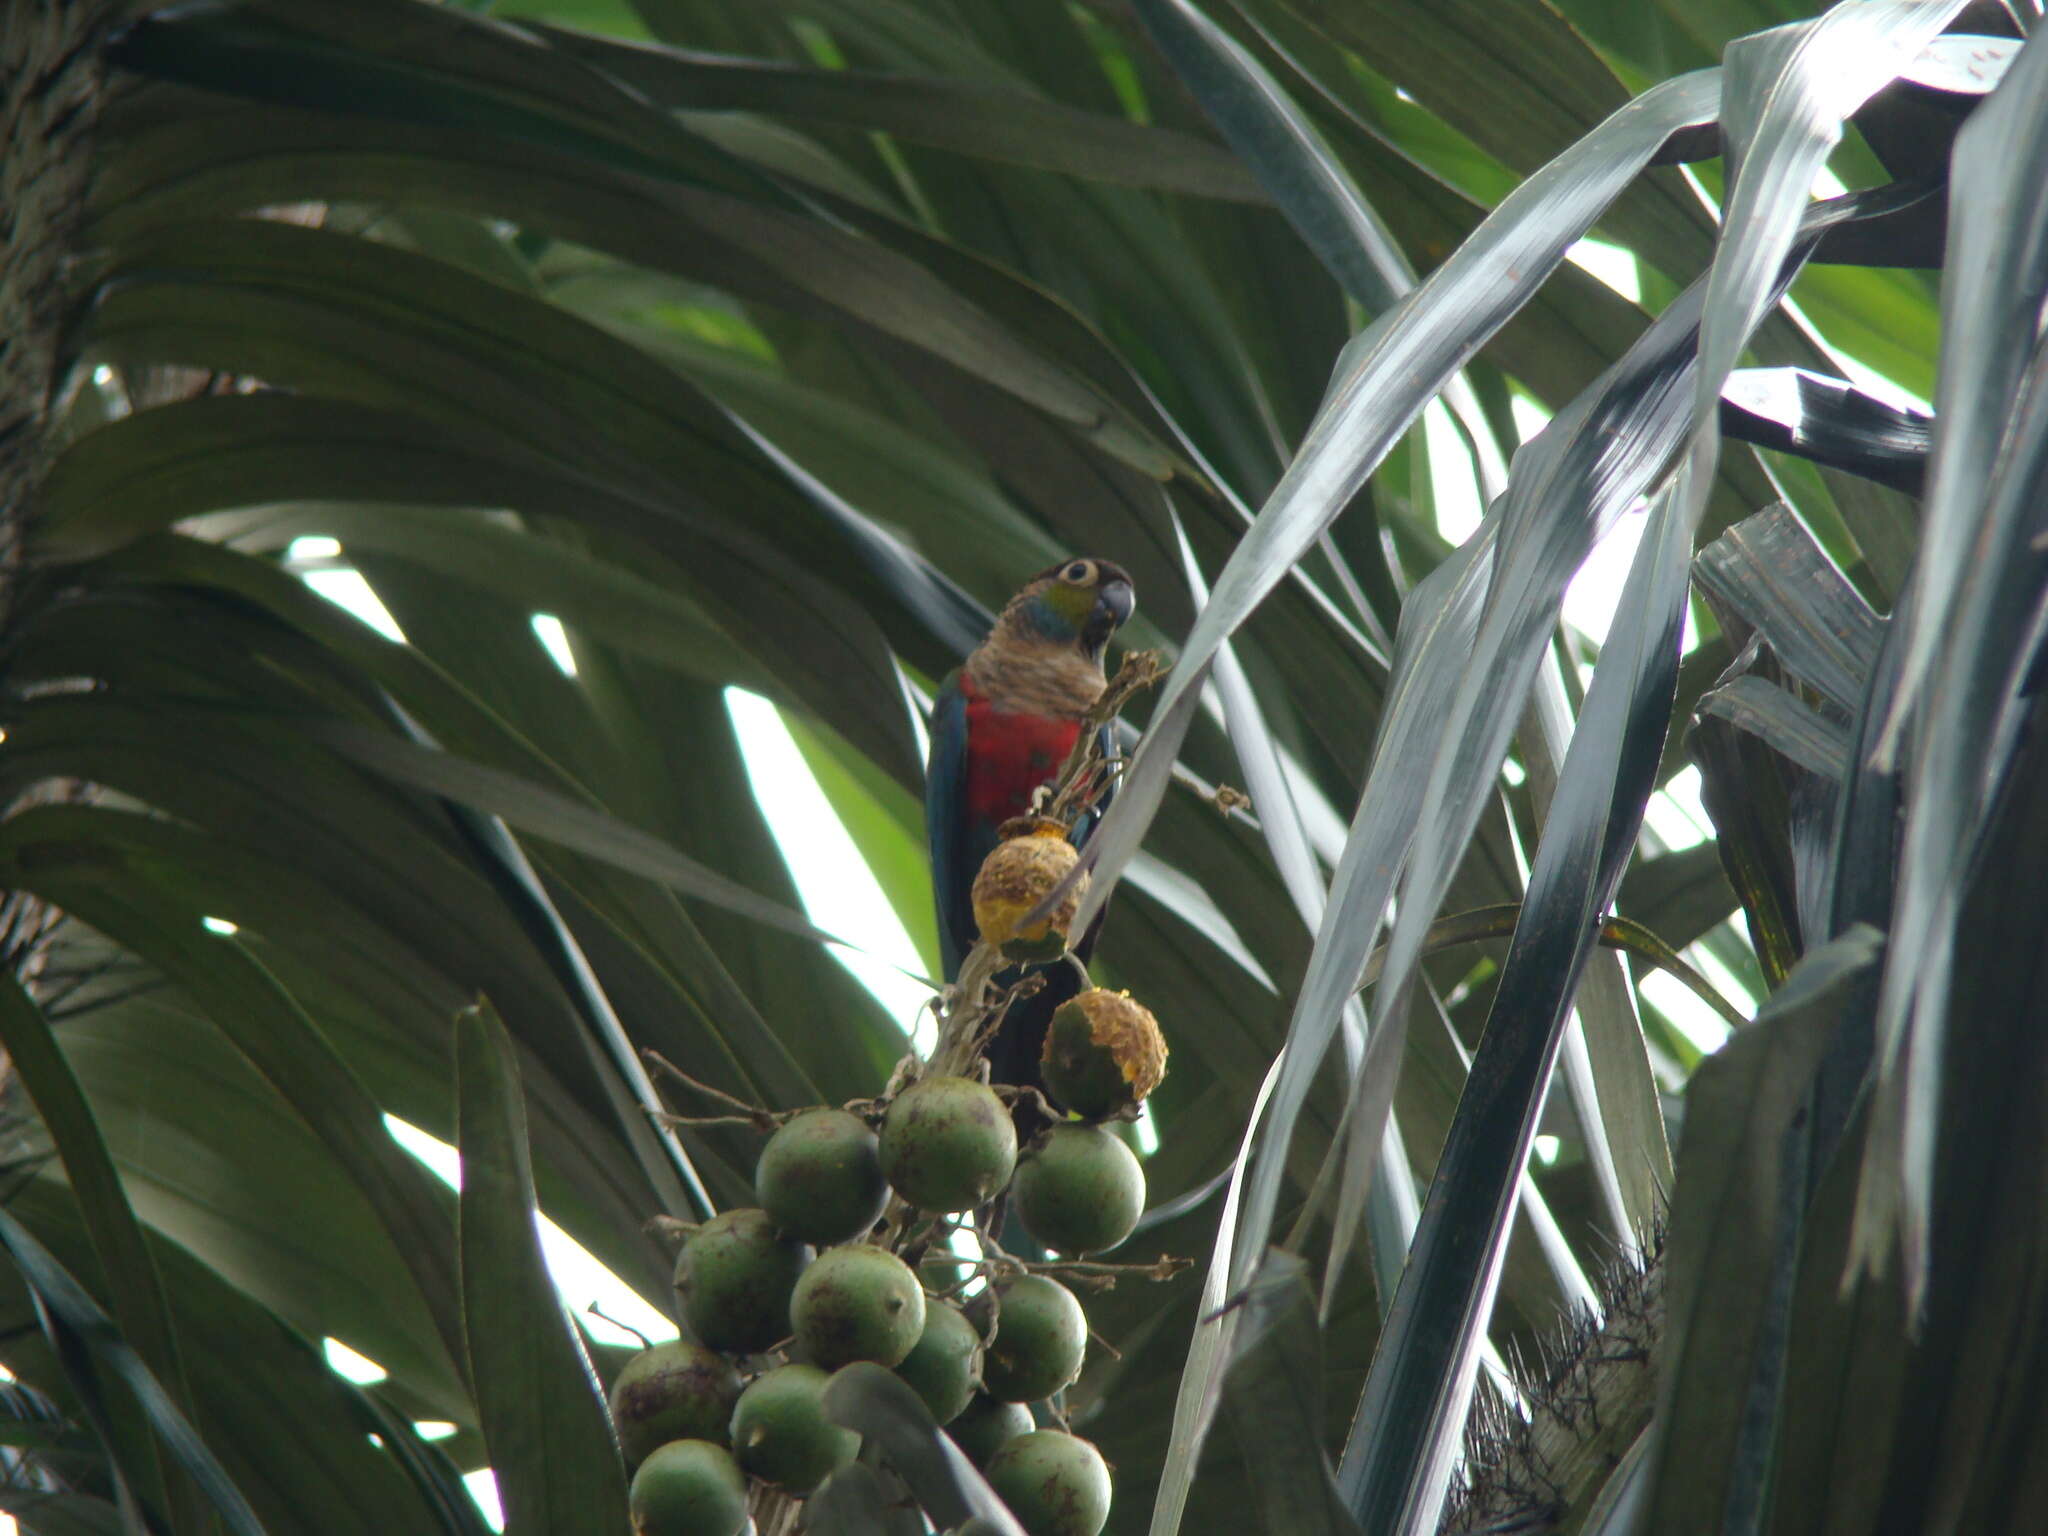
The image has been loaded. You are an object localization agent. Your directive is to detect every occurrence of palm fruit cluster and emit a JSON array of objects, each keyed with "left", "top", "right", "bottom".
[
  {"left": 618, "top": 827, "right": 1169, "bottom": 1535},
  {"left": 613, "top": 1047, "right": 1166, "bottom": 1536}
]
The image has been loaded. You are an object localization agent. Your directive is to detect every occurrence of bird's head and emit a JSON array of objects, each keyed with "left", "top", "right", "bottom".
[{"left": 1008, "top": 557, "right": 1136, "bottom": 662}]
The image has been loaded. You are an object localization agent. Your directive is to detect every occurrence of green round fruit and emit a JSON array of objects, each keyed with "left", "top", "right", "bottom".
[
  {"left": 756, "top": 1108, "right": 889, "bottom": 1246},
  {"left": 948, "top": 1395, "right": 1035, "bottom": 1467},
  {"left": 985, "top": 1431, "right": 1112, "bottom": 1536},
  {"left": 730, "top": 1363, "right": 859, "bottom": 1492},
  {"left": 1040, "top": 990, "right": 1166, "bottom": 1119},
  {"left": 980, "top": 1276, "right": 1085, "bottom": 1404},
  {"left": 894, "top": 1301, "right": 983, "bottom": 1425},
  {"left": 790, "top": 1245, "right": 926, "bottom": 1370},
  {"left": 628, "top": 1439, "right": 748, "bottom": 1536},
  {"left": 1011, "top": 1125, "right": 1145, "bottom": 1256},
  {"left": 880, "top": 1077, "right": 1018, "bottom": 1213},
  {"left": 609, "top": 1341, "right": 744, "bottom": 1468},
  {"left": 674, "top": 1208, "right": 811, "bottom": 1355}
]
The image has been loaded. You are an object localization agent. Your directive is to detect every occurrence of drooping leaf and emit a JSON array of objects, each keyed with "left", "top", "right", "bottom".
[
  {"left": 821, "top": 1364, "right": 1027, "bottom": 1536},
  {"left": 1178, "top": 522, "right": 1416, "bottom": 1303},
  {"left": 0, "top": 1175, "right": 493, "bottom": 1536},
  {"left": 0, "top": 832, "right": 471, "bottom": 1378},
  {"left": 0, "top": 974, "right": 199, "bottom": 1533},
  {"left": 1115, "top": 80, "right": 1741, "bottom": 1367},
  {"left": 392, "top": 712, "right": 716, "bottom": 1222},
  {"left": 0, "top": 1206, "right": 269, "bottom": 1536},
  {"left": 532, "top": 24, "right": 1269, "bottom": 201},
  {"left": 1125, "top": 0, "right": 1412, "bottom": 315},
  {"left": 0, "top": 1492, "right": 128, "bottom": 1536},
  {"left": 1331, "top": 12, "right": 1965, "bottom": 1530},
  {"left": 455, "top": 1000, "right": 631, "bottom": 1536},
  {"left": 304, "top": 718, "right": 856, "bottom": 957},
  {"left": 1782, "top": 665, "right": 2048, "bottom": 1535}
]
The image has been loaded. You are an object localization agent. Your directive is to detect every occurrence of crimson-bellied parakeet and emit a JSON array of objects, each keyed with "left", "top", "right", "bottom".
[{"left": 926, "top": 557, "right": 1134, "bottom": 1089}]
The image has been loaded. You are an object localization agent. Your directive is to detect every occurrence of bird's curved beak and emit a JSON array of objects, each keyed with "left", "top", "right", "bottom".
[
  {"left": 1097, "top": 578, "right": 1135, "bottom": 630},
  {"left": 1082, "top": 577, "right": 1133, "bottom": 656}
]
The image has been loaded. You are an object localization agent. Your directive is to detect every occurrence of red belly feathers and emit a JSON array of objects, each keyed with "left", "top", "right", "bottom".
[{"left": 959, "top": 672, "right": 1084, "bottom": 827}]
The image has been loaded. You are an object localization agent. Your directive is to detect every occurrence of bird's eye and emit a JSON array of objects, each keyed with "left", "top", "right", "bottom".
[{"left": 1061, "top": 559, "right": 1095, "bottom": 585}]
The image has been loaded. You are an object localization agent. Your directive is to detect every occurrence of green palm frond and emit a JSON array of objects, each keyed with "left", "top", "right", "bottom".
[{"left": 0, "top": 1, "right": 2041, "bottom": 1534}]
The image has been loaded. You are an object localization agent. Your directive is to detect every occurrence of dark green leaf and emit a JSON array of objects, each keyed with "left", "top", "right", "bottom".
[
  {"left": 384, "top": 702, "right": 715, "bottom": 1222},
  {"left": 0, "top": 1492, "right": 129, "bottom": 1536},
  {"left": 821, "top": 1364, "right": 1026, "bottom": 1536},
  {"left": 534, "top": 26, "right": 1268, "bottom": 200},
  {"left": 455, "top": 1000, "right": 630, "bottom": 1536},
  {"left": 303, "top": 718, "right": 862, "bottom": 954},
  {"left": 1617, "top": 843, "right": 1738, "bottom": 952},
  {"left": 110, "top": 0, "right": 802, "bottom": 203},
  {"left": 1691, "top": 707, "right": 1807, "bottom": 990},
  {"left": 86, "top": 140, "right": 1181, "bottom": 489},
  {"left": 1644, "top": 926, "right": 1884, "bottom": 1534},
  {"left": 0, "top": 1177, "right": 490, "bottom": 1536},
  {"left": 1223, "top": 1250, "right": 1363, "bottom": 1536},
  {"left": 1126, "top": 0, "right": 1411, "bottom": 312},
  {"left": 1718, "top": 368, "right": 1930, "bottom": 497},
  {"left": 808, "top": 1461, "right": 927, "bottom": 1536},
  {"left": 1850, "top": 22, "right": 2048, "bottom": 1304},
  {"left": 0, "top": 834, "right": 470, "bottom": 1385},
  {"left": 0, "top": 975, "right": 199, "bottom": 1533},
  {"left": 1697, "top": 676, "right": 1850, "bottom": 781},
  {"left": 1692, "top": 504, "right": 1883, "bottom": 714},
  {"left": 0, "top": 1207, "right": 267, "bottom": 1536}
]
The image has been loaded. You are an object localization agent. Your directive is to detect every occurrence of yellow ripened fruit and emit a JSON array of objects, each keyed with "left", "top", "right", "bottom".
[
  {"left": 972, "top": 817, "right": 1087, "bottom": 962},
  {"left": 1040, "top": 989, "right": 1166, "bottom": 1119}
]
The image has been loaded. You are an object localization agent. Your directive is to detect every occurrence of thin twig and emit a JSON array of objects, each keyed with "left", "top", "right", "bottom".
[
  {"left": 1041, "top": 650, "right": 1164, "bottom": 827},
  {"left": 993, "top": 1083, "right": 1062, "bottom": 1127},
  {"left": 645, "top": 1215, "right": 699, "bottom": 1251},
  {"left": 1028, "top": 1254, "right": 1193, "bottom": 1288},
  {"left": 935, "top": 1248, "right": 1192, "bottom": 1292},
  {"left": 648, "top": 1110, "right": 771, "bottom": 1130},
  {"left": 1208, "top": 783, "right": 1252, "bottom": 816},
  {"left": 642, "top": 1050, "right": 783, "bottom": 1130},
  {"left": 586, "top": 1301, "right": 654, "bottom": 1350}
]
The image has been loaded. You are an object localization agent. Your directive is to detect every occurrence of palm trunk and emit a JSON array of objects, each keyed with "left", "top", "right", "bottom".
[{"left": 1, "top": 0, "right": 124, "bottom": 606}]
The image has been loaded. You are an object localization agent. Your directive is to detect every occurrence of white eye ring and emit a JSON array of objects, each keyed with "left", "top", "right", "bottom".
[{"left": 1062, "top": 560, "right": 1094, "bottom": 584}]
